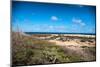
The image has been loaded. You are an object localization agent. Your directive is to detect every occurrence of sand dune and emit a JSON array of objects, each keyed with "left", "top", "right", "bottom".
[{"left": 49, "top": 39, "right": 95, "bottom": 47}]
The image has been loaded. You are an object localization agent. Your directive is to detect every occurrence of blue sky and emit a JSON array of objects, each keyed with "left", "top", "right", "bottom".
[{"left": 12, "top": 1, "right": 96, "bottom": 33}]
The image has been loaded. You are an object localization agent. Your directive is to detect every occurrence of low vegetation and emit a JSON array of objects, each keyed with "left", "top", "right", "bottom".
[{"left": 12, "top": 32, "right": 96, "bottom": 66}]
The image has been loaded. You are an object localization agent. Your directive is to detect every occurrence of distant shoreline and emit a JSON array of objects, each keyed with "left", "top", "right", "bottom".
[
  {"left": 22, "top": 32, "right": 95, "bottom": 38},
  {"left": 12, "top": 32, "right": 96, "bottom": 38},
  {"left": 24, "top": 32, "right": 96, "bottom": 35}
]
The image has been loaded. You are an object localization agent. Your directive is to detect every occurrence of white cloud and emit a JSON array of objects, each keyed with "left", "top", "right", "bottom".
[
  {"left": 81, "top": 22, "right": 85, "bottom": 26},
  {"left": 72, "top": 18, "right": 82, "bottom": 24},
  {"left": 72, "top": 18, "right": 85, "bottom": 26},
  {"left": 51, "top": 16, "right": 58, "bottom": 21},
  {"left": 30, "top": 24, "right": 68, "bottom": 32}
]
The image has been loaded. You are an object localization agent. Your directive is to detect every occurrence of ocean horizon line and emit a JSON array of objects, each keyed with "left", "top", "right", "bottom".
[{"left": 24, "top": 32, "right": 96, "bottom": 35}]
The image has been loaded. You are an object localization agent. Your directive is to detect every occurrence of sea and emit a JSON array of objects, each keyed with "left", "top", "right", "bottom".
[{"left": 25, "top": 32, "right": 96, "bottom": 35}]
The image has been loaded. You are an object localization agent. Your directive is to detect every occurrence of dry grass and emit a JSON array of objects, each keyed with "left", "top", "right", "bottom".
[{"left": 12, "top": 32, "right": 96, "bottom": 66}]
